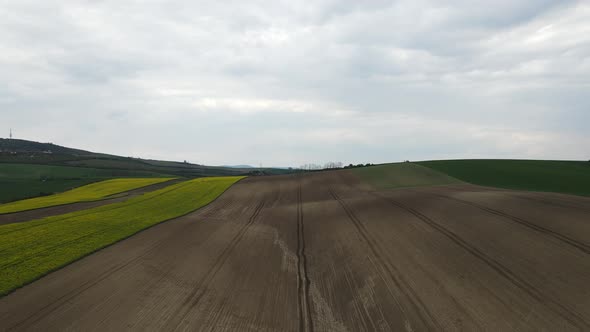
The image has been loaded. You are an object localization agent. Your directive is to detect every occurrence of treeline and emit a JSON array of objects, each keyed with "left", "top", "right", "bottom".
[
  {"left": 343, "top": 163, "right": 374, "bottom": 169},
  {"left": 299, "top": 162, "right": 374, "bottom": 171}
]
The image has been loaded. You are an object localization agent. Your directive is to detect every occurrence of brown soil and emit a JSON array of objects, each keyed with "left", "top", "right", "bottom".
[
  {"left": 0, "top": 171, "right": 589, "bottom": 331},
  {"left": 0, "top": 178, "right": 184, "bottom": 226}
]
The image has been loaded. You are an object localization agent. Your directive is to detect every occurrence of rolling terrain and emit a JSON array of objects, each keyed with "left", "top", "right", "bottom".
[
  {"left": 0, "top": 138, "right": 292, "bottom": 178},
  {"left": 0, "top": 167, "right": 588, "bottom": 331},
  {"left": 419, "top": 159, "right": 590, "bottom": 197},
  {"left": 0, "top": 138, "right": 293, "bottom": 203}
]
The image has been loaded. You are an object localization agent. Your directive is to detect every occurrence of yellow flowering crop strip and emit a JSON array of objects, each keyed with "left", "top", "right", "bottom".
[
  {"left": 0, "top": 178, "right": 175, "bottom": 214},
  {"left": 0, "top": 176, "right": 244, "bottom": 295}
]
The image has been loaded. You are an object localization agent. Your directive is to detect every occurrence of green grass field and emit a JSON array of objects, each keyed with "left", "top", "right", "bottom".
[
  {"left": 0, "top": 163, "right": 170, "bottom": 204},
  {"left": 0, "top": 176, "right": 244, "bottom": 296},
  {"left": 351, "top": 162, "right": 463, "bottom": 189},
  {"left": 0, "top": 178, "right": 175, "bottom": 214},
  {"left": 419, "top": 159, "right": 590, "bottom": 196}
]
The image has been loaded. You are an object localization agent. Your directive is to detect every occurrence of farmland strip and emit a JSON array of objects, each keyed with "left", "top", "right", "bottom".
[
  {"left": 0, "top": 177, "right": 243, "bottom": 296},
  {"left": 0, "top": 178, "right": 175, "bottom": 215}
]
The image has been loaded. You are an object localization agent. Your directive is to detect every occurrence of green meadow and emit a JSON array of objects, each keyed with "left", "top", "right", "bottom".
[{"left": 419, "top": 159, "right": 590, "bottom": 196}]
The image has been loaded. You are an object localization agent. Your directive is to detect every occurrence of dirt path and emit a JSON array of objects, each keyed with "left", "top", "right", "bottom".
[
  {"left": 0, "top": 171, "right": 589, "bottom": 331},
  {"left": 0, "top": 178, "right": 184, "bottom": 225}
]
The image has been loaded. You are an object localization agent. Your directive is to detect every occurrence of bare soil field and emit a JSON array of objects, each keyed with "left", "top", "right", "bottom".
[
  {"left": 0, "top": 178, "right": 183, "bottom": 226},
  {"left": 0, "top": 171, "right": 589, "bottom": 331}
]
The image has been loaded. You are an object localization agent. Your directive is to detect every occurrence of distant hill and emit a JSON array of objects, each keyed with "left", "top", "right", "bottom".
[
  {"left": 0, "top": 139, "right": 93, "bottom": 155},
  {"left": 0, "top": 138, "right": 293, "bottom": 178},
  {"left": 222, "top": 165, "right": 256, "bottom": 169},
  {"left": 222, "top": 165, "right": 293, "bottom": 170}
]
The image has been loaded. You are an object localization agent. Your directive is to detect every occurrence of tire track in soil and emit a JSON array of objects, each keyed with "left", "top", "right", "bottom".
[
  {"left": 201, "top": 184, "right": 282, "bottom": 331},
  {"left": 509, "top": 193, "right": 590, "bottom": 213},
  {"left": 296, "top": 179, "right": 314, "bottom": 332},
  {"left": 169, "top": 201, "right": 265, "bottom": 331},
  {"left": 328, "top": 187, "right": 442, "bottom": 331},
  {"left": 414, "top": 190, "right": 590, "bottom": 255},
  {"left": 373, "top": 192, "right": 590, "bottom": 330}
]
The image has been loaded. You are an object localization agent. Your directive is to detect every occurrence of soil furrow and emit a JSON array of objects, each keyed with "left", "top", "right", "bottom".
[
  {"left": 170, "top": 201, "right": 265, "bottom": 330},
  {"left": 296, "top": 179, "right": 314, "bottom": 332},
  {"left": 329, "top": 187, "right": 442, "bottom": 331},
  {"left": 374, "top": 192, "right": 590, "bottom": 330},
  {"left": 420, "top": 191, "right": 590, "bottom": 254}
]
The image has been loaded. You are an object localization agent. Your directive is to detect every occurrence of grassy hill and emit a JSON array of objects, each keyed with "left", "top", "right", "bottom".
[
  {"left": 418, "top": 159, "right": 590, "bottom": 197},
  {"left": 0, "top": 138, "right": 92, "bottom": 155},
  {"left": 0, "top": 138, "right": 290, "bottom": 178},
  {"left": 351, "top": 162, "right": 463, "bottom": 189},
  {"left": 0, "top": 138, "right": 291, "bottom": 203}
]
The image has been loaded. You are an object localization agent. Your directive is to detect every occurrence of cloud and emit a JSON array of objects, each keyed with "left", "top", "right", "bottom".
[{"left": 0, "top": 0, "right": 588, "bottom": 166}]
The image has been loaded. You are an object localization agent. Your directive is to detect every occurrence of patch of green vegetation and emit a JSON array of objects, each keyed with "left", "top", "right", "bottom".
[
  {"left": 0, "top": 178, "right": 174, "bottom": 214},
  {"left": 351, "top": 162, "right": 463, "bottom": 189},
  {"left": 0, "top": 176, "right": 244, "bottom": 296},
  {"left": 0, "top": 179, "right": 99, "bottom": 204},
  {"left": 418, "top": 159, "right": 590, "bottom": 196},
  {"left": 0, "top": 163, "right": 167, "bottom": 179},
  {"left": 1, "top": 138, "right": 295, "bottom": 178},
  {"left": 0, "top": 163, "right": 170, "bottom": 204}
]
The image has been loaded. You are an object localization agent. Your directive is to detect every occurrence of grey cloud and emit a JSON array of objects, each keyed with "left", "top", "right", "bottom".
[{"left": 0, "top": 0, "right": 588, "bottom": 166}]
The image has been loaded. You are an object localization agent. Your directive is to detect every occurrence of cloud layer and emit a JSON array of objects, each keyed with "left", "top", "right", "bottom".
[{"left": 1, "top": 0, "right": 588, "bottom": 165}]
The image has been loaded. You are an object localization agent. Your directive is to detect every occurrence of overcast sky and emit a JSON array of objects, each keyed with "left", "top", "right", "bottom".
[{"left": 1, "top": 1, "right": 589, "bottom": 166}]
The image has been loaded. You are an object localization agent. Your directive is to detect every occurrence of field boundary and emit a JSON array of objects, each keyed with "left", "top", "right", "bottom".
[
  {"left": 0, "top": 178, "right": 177, "bottom": 215},
  {"left": 0, "top": 176, "right": 247, "bottom": 297}
]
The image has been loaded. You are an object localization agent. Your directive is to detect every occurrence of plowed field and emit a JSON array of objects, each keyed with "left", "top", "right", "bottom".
[{"left": 1, "top": 170, "right": 589, "bottom": 331}]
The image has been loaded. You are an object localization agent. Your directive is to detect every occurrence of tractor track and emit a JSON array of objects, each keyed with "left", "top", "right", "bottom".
[
  {"left": 414, "top": 190, "right": 590, "bottom": 255},
  {"left": 373, "top": 192, "right": 590, "bottom": 330},
  {"left": 170, "top": 201, "right": 265, "bottom": 330},
  {"left": 296, "top": 180, "right": 314, "bottom": 332},
  {"left": 329, "top": 187, "right": 442, "bottom": 331}
]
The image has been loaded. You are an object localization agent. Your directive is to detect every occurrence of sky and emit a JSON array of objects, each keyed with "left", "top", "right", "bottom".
[{"left": 1, "top": 0, "right": 589, "bottom": 167}]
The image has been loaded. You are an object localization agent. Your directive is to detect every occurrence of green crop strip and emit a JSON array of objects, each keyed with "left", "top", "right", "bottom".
[
  {"left": 0, "top": 176, "right": 244, "bottom": 296},
  {"left": 418, "top": 159, "right": 590, "bottom": 197},
  {"left": 0, "top": 178, "right": 175, "bottom": 214}
]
